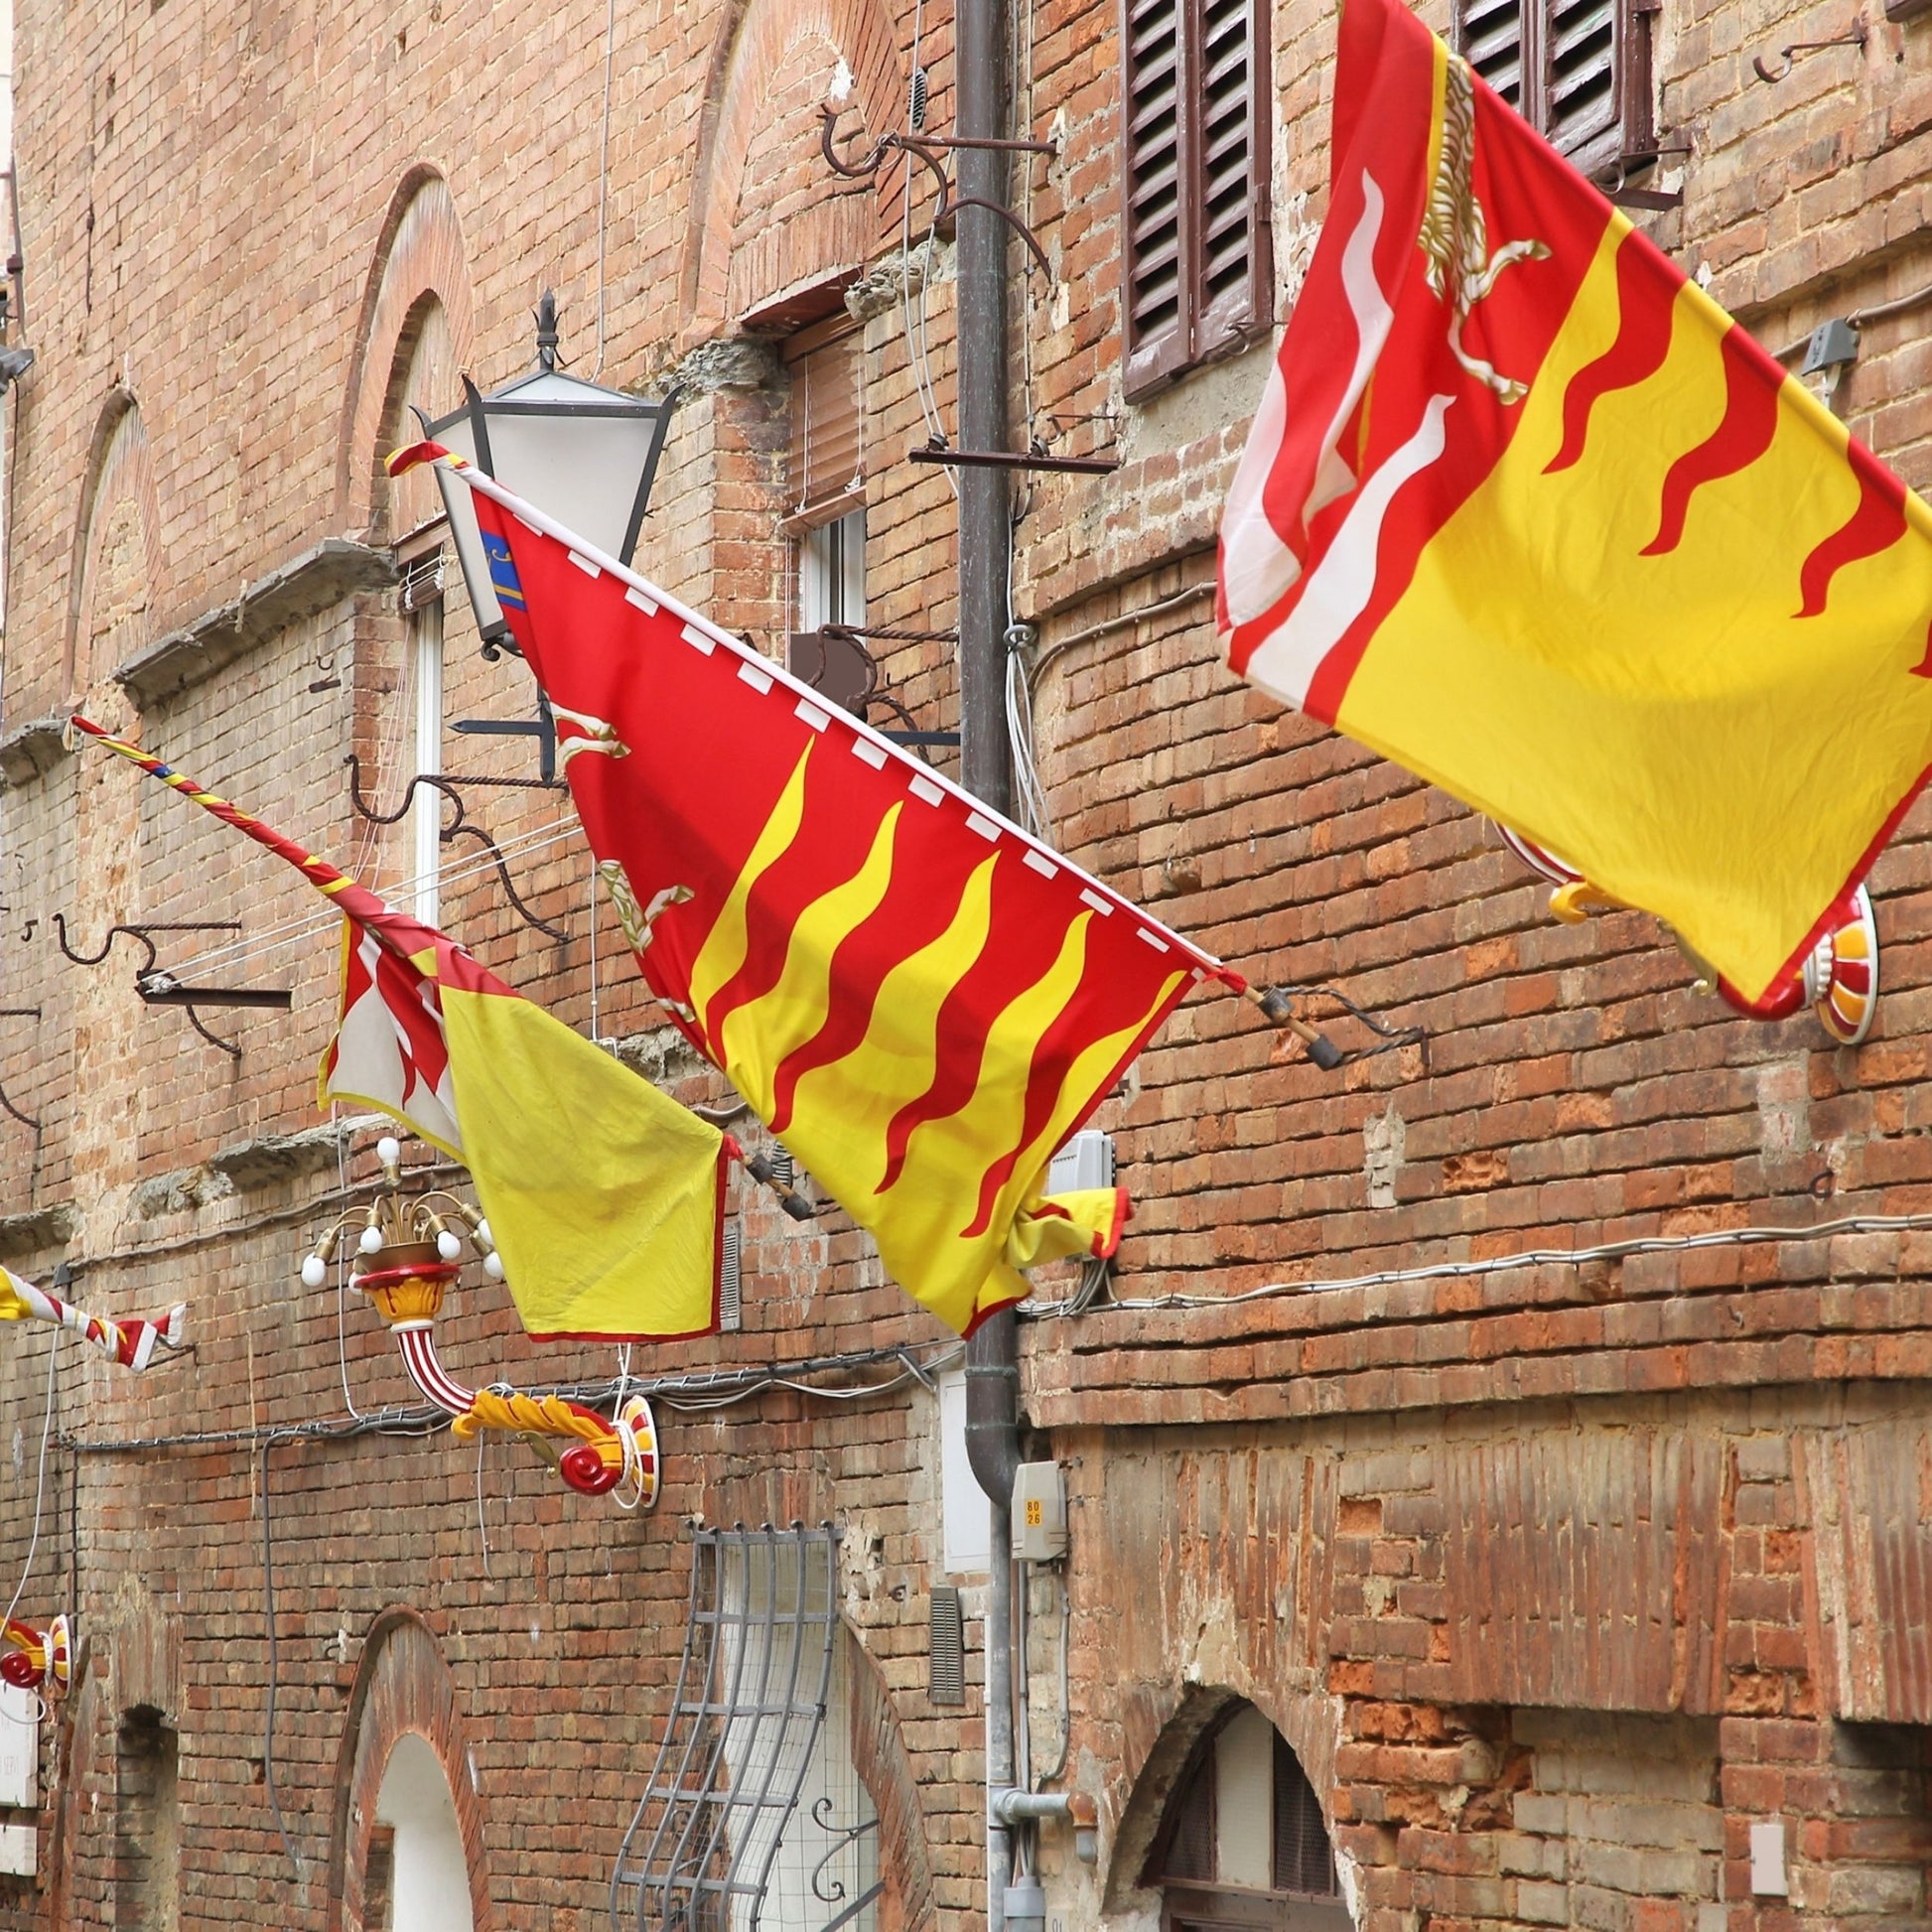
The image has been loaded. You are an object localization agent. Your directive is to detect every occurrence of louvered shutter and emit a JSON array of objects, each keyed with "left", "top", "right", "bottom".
[
  {"left": 1458, "top": 0, "right": 1526, "bottom": 107},
  {"left": 1193, "top": 0, "right": 1271, "bottom": 358},
  {"left": 1544, "top": 0, "right": 1619, "bottom": 166},
  {"left": 1124, "top": 0, "right": 1188, "bottom": 394},
  {"left": 786, "top": 322, "right": 863, "bottom": 518},
  {"left": 1272, "top": 1733, "right": 1341, "bottom": 1896},
  {"left": 1453, "top": 0, "right": 1646, "bottom": 173}
]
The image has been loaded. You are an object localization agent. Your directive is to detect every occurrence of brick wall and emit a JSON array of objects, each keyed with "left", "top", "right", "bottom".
[{"left": 7, "top": 0, "right": 1932, "bottom": 1927}]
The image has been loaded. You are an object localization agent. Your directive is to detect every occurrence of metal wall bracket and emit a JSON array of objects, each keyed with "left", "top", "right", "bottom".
[
  {"left": 0, "top": 1008, "right": 42, "bottom": 1134},
  {"left": 344, "top": 755, "right": 570, "bottom": 941},
  {"left": 51, "top": 918, "right": 288, "bottom": 1058}
]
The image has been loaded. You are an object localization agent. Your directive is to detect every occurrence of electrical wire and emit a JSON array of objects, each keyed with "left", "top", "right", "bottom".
[
  {"left": 1023, "top": 1210, "right": 1932, "bottom": 1317},
  {"left": 64, "top": 1338, "right": 966, "bottom": 1455},
  {"left": 475, "top": 1431, "right": 493, "bottom": 1582},
  {"left": 258, "top": 1435, "right": 307, "bottom": 1886},
  {"left": 592, "top": 0, "right": 618, "bottom": 378}
]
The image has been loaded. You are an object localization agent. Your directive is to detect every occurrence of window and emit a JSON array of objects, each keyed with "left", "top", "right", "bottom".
[
  {"left": 1122, "top": 0, "right": 1272, "bottom": 399},
  {"left": 1148, "top": 1706, "right": 1349, "bottom": 1932},
  {"left": 398, "top": 547, "right": 446, "bottom": 926},
  {"left": 1453, "top": 0, "right": 1654, "bottom": 177},
  {"left": 785, "top": 316, "right": 868, "bottom": 707}
]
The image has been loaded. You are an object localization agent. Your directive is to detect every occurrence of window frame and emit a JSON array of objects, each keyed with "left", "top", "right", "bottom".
[{"left": 1121, "top": 0, "right": 1275, "bottom": 402}]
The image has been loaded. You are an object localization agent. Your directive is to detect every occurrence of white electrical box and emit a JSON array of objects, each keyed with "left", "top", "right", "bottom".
[
  {"left": 1012, "top": 1461, "right": 1067, "bottom": 1562},
  {"left": 1046, "top": 1130, "right": 1115, "bottom": 1196},
  {"left": 1749, "top": 1821, "right": 1788, "bottom": 1897},
  {"left": 939, "top": 1369, "right": 993, "bottom": 1576},
  {"left": 0, "top": 1685, "right": 36, "bottom": 1809},
  {"left": 0, "top": 1823, "right": 34, "bottom": 1876}
]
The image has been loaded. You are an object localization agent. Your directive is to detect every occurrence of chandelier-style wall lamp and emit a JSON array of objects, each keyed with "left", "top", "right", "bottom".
[{"left": 300, "top": 1137, "right": 660, "bottom": 1508}]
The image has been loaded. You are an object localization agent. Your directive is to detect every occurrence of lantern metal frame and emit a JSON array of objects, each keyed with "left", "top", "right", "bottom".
[{"left": 419, "top": 292, "right": 678, "bottom": 656}]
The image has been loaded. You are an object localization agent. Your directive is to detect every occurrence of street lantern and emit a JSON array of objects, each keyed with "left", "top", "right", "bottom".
[{"left": 422, "top": 290, "right": 677, "bottom": 655}]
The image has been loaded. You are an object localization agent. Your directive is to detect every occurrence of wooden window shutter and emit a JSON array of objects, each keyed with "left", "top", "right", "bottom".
[
  {"left": 1544, "top": 0, "right": 1619, "bottom": 165},
  {"left": 1193, "top": 0, "right": 1270, "bottom": 358},
  {"left": 786, "top": 320, "right": 863, "bottom": 519},
  {"left": 1271, "top": 1733, "right": 1340, "bottom": 1897},
  {"left": 1124, "top": 0, "right": 1271, "bottom": 399},
  {"left": 1123, "top": 0, "right": 1189, "bottom": 394},
  {"left": 1452, "top": 0, "right": 1650, "bottom": 173},
  {"left": 1458, "top": 0, "right": 1527, "bottom": 108}
]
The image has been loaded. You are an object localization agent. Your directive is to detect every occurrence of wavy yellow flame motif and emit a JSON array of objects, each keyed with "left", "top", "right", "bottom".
[{"left": 469, "top": 494, "right": 1232, "bottom": 1332}]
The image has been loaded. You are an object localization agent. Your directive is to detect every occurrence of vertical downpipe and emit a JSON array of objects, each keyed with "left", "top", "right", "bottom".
[{"left": 955, "top": 0, "right": 1020, "bottom": 1924}]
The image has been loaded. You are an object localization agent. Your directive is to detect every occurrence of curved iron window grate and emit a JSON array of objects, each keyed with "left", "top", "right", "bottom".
[{"left": 613, "top": 1524, "right": 861, "bottom": 1932}]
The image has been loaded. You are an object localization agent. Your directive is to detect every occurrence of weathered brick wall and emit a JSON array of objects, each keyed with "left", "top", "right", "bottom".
[{"left": 7, "top": 0, "right": 1932, "bottom": 1926}]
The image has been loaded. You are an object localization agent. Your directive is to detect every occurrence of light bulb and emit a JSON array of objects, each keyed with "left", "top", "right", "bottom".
[
  {"left": 437, "top": 1230, "right": 462, "bottom": 1262},
  {"left": 300, "top": 1255, "right": 328, "bottom": 1289},
  {"left": 375, "top": 1136, "right": 401, "bottom": 1168},
  {"left": 475, "top": 1218, "right": 491, "bottom": 1247},
  {"left": 483, "top": 1251, "right": 506, "bottom": 1281},
  {"left": 358, "top": 1225, "right": 385, "bottom": 1256}
]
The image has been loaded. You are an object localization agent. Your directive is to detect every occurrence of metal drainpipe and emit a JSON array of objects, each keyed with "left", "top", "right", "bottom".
[{"left": 956, "top": 0, "right": 1019, "bottom": 1921}]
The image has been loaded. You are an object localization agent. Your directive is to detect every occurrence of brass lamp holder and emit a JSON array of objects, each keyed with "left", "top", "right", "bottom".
[{"left": 300, "top": 1135, "right": 660, "bottom": 1507}]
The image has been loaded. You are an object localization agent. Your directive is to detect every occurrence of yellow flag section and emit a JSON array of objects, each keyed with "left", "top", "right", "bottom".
[
  {"left": 1342, "top": 224, "right": 1932, "bottom": 1002},
  {"left": 436, "top": 940, "right": 728, "bottom": 1341},
  {"left": 1217, "top": 0, "right": 1932, "bottom": 1009}
]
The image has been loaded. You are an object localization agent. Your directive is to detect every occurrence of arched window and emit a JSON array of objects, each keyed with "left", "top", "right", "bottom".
[{"left": 1146, "top": 1705, "right": 1349, "bottom": 1932}]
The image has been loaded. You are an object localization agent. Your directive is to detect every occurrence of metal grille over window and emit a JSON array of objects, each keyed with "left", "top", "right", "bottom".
[
  {"left": 613, "top": 1525, "right": 875, "bottom": 1932},
  {"left": 1123, "top": 0, "right": 1271, "bottom": 399}
]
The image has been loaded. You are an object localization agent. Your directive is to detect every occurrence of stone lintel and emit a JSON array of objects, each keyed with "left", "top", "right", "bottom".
[{"left": 114, "top": 537, "right": 398, "bottom": 707}]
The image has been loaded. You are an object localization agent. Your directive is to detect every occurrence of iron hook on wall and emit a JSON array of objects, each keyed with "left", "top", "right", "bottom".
[
  {"left": 343, "top": 756, "right": 571, "bottom": 942},
  {"left": 49, "top": 917, "right": 290, "bottom": 1059},
  {"left": 0, "top": 1007, "right": 43, "bottom": 1134},
  {"left": 1753, "top": 21, "right": 1866, "bottom": 80}
]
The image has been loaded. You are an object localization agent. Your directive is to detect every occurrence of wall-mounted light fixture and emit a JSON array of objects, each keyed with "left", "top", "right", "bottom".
[{"left": 421, "top": 291, "right": 677, "bottom": 657}]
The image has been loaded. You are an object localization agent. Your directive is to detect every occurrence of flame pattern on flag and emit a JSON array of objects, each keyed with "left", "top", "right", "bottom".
[
  {"left": 1218, "top": 0, "right": 1932, "bottom": 1009},
  {"left": 448, "top": 475, "right": 1237, "bottom": 1333}
]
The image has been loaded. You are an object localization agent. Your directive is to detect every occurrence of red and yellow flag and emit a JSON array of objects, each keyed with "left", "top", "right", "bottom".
[
  {"left": 1219, "top": 0, "right": 1932, "bottom": 1010},
  {"left": 403, "top": 459, "right": 1237, "bottom": 1334},
  {"left": 72, "top": 719, "right": 729, "bottom": 1341}
]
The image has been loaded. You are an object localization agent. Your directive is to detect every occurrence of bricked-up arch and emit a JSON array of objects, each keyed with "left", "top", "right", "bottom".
[
  {"left": 845, "top": 1624, "right": 935, "bottom": 1932},
  {"left": 337, "top": 168, "right": 475, "bottom": 534},
  {"left": 64, "top": 390, "right": 162, "bottom": 704},
  {"left": 326, "top": 1608, "right": 494, "bottom": 1932},
  {"left": 680, "top": 0, "right": 907, "bottom": 341}
]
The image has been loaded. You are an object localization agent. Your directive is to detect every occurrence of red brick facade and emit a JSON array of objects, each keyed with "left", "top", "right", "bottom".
[{"left": 4, "top": 0, "right": 1932, "bottom": 1927}]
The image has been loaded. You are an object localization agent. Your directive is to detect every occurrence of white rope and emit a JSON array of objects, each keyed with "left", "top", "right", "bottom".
[
  {"left": 148, "top": 814, "right": 584, "bottom": 984},
  {"left": 1, "top": 1339, "right": 57, "bottom": 1637}
]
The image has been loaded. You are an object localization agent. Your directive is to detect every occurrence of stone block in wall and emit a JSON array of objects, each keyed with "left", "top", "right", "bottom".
[{"left": 113, "top": 538, "right": 396, "bottom": 708}]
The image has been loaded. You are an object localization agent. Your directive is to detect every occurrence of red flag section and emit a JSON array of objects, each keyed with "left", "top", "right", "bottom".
[{"left": 419, "top": 459, "right": 1238, "bottom": 1333}]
